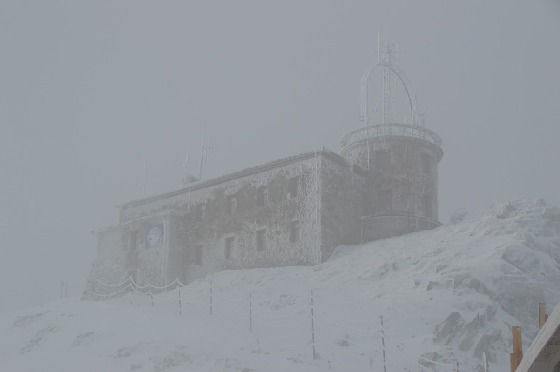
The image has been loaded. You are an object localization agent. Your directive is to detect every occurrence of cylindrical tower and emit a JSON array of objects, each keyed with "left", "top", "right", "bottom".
[{"left": 341, "top": 41, "right": 443, "bottom": 242}]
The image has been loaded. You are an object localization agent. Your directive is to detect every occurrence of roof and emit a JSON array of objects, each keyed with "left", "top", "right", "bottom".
[{"left": 122, "top": 148, "right": 348, "bottom": 210}]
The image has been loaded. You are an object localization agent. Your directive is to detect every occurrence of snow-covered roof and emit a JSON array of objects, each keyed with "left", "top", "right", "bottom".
[{"left": 122, "top": 148, "right": 347, "bottom": 210}]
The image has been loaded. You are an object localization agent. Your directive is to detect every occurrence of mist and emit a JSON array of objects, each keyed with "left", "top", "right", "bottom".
[{"left": 1, "top": 0, "right": 559, "bottom": 315}]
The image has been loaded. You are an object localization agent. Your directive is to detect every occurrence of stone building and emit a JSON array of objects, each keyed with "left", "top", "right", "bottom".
[{"left": 85, "top": 42, "right": 443, "bottom": 294}]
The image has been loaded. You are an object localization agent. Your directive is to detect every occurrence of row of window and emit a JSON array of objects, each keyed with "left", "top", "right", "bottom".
[
  {"left": 193, "top": 220, "right": 301, "bottom": 265},
  {"left": 373, "top": 149, "right": 433, "bottom": 176},
  {"left": 376, "top": 190, "right": 433, "bottom": 217},
  {"left": 195, "top": 176, "right": 300, "bottom": 220}
]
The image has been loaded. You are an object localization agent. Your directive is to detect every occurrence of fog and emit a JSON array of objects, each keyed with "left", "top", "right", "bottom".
[{"left": 1, "top": 1, "right": 559, "bottom": 313}]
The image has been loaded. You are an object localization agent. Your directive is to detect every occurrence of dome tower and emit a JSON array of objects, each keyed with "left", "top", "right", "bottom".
[{"left": 341, "top": 40, "right": 443, "bottom": 241}]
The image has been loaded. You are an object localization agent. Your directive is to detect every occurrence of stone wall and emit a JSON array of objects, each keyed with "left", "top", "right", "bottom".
[
  {"left": 88, "top": 153, "right": 329, "bottom": 289},
  {"left": 319, "top": 154, "right": 365, "bottom": 260}
]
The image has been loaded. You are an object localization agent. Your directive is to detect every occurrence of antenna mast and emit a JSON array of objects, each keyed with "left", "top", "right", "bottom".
[
  {"left": 198, "top": 128, "right": 204, "bottom": 181},
  {"left": 142, "top": 157, "right": 146, "bottom": 197},
  {"left": 382, "top": 41, "right": 395, "bottom": 124},
  {"left": 197, "top": 128, "right": 211, "bottom": 181},
  {"left": 182, "top": 151, "right": 190, "bottom": 185}
]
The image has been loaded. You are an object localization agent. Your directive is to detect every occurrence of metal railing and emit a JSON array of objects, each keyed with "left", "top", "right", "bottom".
[{"left": 340, "top": 123, "right": 442, "bottom": 151}]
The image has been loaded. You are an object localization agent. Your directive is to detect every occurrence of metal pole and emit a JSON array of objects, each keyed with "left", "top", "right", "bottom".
[
  {"left": 249, "top": 292, "right": 253, "bottom": 333},
  {"left": 483, "top": 352, "right": 488, "bottom": 372},
  {"left": 311, "top": 289, "right": 316, "bottom": 359},
  {"left": 210, "top": 281, "right": 213, "bottom": 317},
  {"left": 178, "top": 288, "right": 182, "bottom": 316},
  {"left": 380, "top": 315, "right": 387, "bottom": 372}
]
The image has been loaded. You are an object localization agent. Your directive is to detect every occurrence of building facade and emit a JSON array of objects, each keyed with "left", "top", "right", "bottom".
[{"left": 84, "top": 43, "right": 443, "bottom": 296}]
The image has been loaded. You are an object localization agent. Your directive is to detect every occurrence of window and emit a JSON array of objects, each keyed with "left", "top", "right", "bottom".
[
  {"left": 378, "top": 190, "right": 392, "bottom": 211},
  {"left": 256, "top": 186, "right": 268, "bottom": 206},
  {"left": 226, "top": 195, "right": 237, "bottom": 215},
  {"left": 225, "top": 237, "right": 235, "bottom": 259},
  {"left": 423, "top": 195, "right": 433, "bottom": 218},
  {"left": 375, "top": 150, "right": 391, "bottom": 169},
  {"left": 288, "top": 176, "right": 299, "bottom": 198},
  {"left": 421, "top": 154, "right": 432, "bottom": 176},
  {"left": 130, "top": 230, "right": 138, "bottom": 250},
  {"left": 195, "top": 202, "right": 206, "bottom": 221},
  {"left": 289, "top": 220, "right": 301, "bottom": 243},
  {"left": 256, "top": 229, "right": 266, "bottom": 251},
  {"left": 195, "top": 245, "right": 203, "bottom": 265}
]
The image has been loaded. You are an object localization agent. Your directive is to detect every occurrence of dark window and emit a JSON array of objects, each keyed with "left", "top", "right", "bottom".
[
  {"left": 195, "top": 245, "right": 203, "bottom": 265},
  {"left": 289, "top": 220, "right": 300, "bottom": 243},
  {"left": 256, "top": 229, "right": 266, "bottom": 251},
  {"left": 130, "top": 230, "right": 138, "bottom": 250},
  {"left": 225, "top": 237, "right": 235, "bottom": 259},
  {"left": 288, "top": 176, "right": 299, "bottom": 198},
  {"left": 422, "top": 154, "right": 432, "bottom": 176},
  {"left": 226, "top": 195, "right": 237, "bottom": 215},
  {"left": 378, "top": 190, "right": 392, "bottom": 211},
  {"left": 375, "top": 150, "right": 391, "bottom": 169},
  {"left": 424, "top": 195, "right": 433, "bottom": 217},
  {"left": 256, "top": 186, "right": 268, "bottom": 206}
]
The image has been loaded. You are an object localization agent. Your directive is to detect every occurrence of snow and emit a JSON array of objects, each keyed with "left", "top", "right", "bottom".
[{"left": 2, "top": 199, "right": 559, "bottom": 372}]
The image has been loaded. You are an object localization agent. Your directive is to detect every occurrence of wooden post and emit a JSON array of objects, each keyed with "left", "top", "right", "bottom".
[
  {"left": 310, "top": 289, "right": 316, "bottom": 359},
  {"left": 381, "top": 316, "right": 387, "bottom": 372},
  {"left": 210, "top": 281, "right": 213, "bottom": 317},
  {"left": 178, "top": 288, "right": 182, "bottom": 316},
  {"left": 249, "top": 292, "right": 253, "bottom": 333},
  {"left": 538, "top": 303, "right": 548, "bottom": 329},
  {"left": 510, "top": 326, "right": 523, "bottom": 372}
]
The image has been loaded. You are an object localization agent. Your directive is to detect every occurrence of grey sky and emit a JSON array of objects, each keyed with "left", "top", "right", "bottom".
[{"left": 1, "top": 0, "right": 559, "bottom": 312}]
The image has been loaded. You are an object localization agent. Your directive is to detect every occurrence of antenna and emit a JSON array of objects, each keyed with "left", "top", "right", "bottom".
[
  {"left": 198, "top": 128, "right": 204, "bottom": 181},
  {"left": 198, "top": 128, "right": 212, "bottom": 181},
  {"left": 361, "top": 37, "right": 418, "bottom": 127},
  {"left": 382, "top": 41, "right": 393, "bottom": 124},
  {"left": 142, "top": 157, "right": 146, "bottom": 197},
  {"left": 377, "top": 31, "right": 380, "bottom": 63},
  {"left": 182, "top": 150, "right": 190, "bottom": 185}
]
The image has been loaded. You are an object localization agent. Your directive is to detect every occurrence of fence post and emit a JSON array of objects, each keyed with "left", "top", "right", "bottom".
[
  {"left": 178, "top": 288, "right": 182, "bottom": 316},
  {"left": 210, "top": 281, "right": 213, "bottom": 317},
  {"left": 311, "top": 289, "right": 316, "bottom": 359},
  {"left": 249, "top": 292, "right": 253, "bottom": 333},
  {"left": 380, "top": 315, "right": 387, "bottom": 372},
  {"left": 150, "top": 293, "right": 154, "bottom": 307},
  {"left": 510, "top": 326, "right": 522, "bottom": 372},
  {"left": 538, "top": 303, "right": 548, "bottom": 329}
]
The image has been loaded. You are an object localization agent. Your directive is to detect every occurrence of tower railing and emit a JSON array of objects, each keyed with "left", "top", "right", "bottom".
[{"left": 340, "top": 123, "right": 442, "bottom": 153}]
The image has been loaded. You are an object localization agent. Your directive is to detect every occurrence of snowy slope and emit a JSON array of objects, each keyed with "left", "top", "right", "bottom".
[{"left": 1, "top": 199, "right": 559, "bottom": 372}]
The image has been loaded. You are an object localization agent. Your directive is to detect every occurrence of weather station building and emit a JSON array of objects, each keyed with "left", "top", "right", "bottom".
[{"left": 85, "top": 41, "right": 443, "bottom": 296}]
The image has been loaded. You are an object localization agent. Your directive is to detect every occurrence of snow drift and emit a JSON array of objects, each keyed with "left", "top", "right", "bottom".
[{"left": 1, "top": 199, "right": 559, "bottom": 371}]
